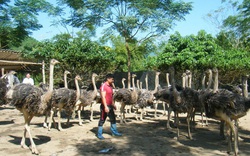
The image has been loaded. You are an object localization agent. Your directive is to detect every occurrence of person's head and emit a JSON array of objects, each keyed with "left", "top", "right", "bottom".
[
  {"left": 105, "top": 73, "right": 114, "bottom": 84},
  {"left": 26, "top": 73, "right": 31, "bottom": 78}
]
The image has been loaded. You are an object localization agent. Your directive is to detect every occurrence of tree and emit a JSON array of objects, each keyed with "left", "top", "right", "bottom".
[
  {"left": 223, "top": 0, "right": 250, "bottom": 50},
  {"left": 21, "top": 33, "right": 117, "bottom": 85},
  {"left": 0, "top": 0, "right": 60, "bottom": 49},
  {"left": 156, "top": 30, "right": 250, "bottom": 86},
  {"left": 61, "top": 0, "right": 192, "bottom": 88}
]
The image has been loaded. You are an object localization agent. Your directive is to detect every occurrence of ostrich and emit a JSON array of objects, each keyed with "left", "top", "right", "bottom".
[
  {"left": 6, "top": 59, "right": 59, "bottom": 154},
  {"left": 113, "top": 74, "right": 139, "bottom": 123},
  {"left": 202, "top": 68, "right": 250, "bottom": 155},
  {"left": 191, "top": 70, "right": 212, "bottom": 126},
  {"left": 168, "top": 67, "right": 200, "bottom": 140},
  {"left": 73, "top": 73, "right": 98, "bottom": 125},
  {"left": 134, "top": 71, "right": 161, "bottom": 120},
  {"left": 153, "top": 73, "right": 171, "bottom": 117},
  {"left": 0, "top": 78, "right": 8, "bottom": 105},
  {"left": 115, "top": 78, "right": 127, "bottom": 113},
  {"left": 47, "top": 75, "right": 82, "bottom": 131},
  {"left": 43, "top": 70, "right": 70, "bottom": 127}
]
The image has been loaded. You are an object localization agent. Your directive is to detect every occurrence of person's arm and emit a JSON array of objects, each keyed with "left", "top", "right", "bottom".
[{"left": 100, "top": 90, "right": 109, "bottom": 113}]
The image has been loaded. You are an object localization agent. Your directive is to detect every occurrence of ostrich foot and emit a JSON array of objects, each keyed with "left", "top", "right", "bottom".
[
  {"left": 166, "top": 125, "right": 172, "bottom": 130},
  {"left": 58, "top": 127, "right": 65, "bottom": 131},
  {"left": 43, "top": 122, "right": 48, "bottom": 128},
  {"left": 21, "top": 143, "right": 29, "bottom": 149},
  {"left": 30, "top": 146, "right": 39, "bottom": 155}
]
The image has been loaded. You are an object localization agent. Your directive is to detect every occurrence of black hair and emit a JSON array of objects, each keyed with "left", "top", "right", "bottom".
[{"left": 105, "top": 73, "right": 114, "bottom": 81}]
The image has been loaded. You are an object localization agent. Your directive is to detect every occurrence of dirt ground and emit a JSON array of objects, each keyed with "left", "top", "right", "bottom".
[{"left": 0, "top": 102, "right": 250, "bottom": 156}]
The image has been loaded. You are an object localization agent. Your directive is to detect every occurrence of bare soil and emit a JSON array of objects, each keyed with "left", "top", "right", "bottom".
[{"left": 0, "top": 102, "right": 250, "bottom": 156}]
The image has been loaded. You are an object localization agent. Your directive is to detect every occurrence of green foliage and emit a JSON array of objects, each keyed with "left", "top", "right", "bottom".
[
  {"left": 156, "top": 30, "right": 250, "bottom": 83},
  {"left": 21, "top": 33, "right": 117, "bottom": 79},
  {"left": 0, "top": 0, "right": 59, "bottom": 48}
]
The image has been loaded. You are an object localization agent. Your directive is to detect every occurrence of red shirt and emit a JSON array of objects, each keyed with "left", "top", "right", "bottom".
[{"left": 100, "top": 82, "right": 113, "bottom": 106}]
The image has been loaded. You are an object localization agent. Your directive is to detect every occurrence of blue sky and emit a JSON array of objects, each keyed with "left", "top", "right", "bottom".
[{"left": 31, "top": 0, "right": 236, "bottom": 41}]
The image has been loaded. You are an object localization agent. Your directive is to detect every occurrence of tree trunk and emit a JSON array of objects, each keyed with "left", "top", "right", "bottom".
[{"left": 125, "top": 39, "right": 131, "bottom": 89}]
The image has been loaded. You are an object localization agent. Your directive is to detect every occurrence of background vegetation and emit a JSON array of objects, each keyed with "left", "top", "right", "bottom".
[{"left": 1, "top": 0, "right": 249, "bottom": 88}]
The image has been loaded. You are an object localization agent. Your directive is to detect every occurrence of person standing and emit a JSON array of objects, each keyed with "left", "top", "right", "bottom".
[
  {"left": 22, "top": 73, "right": 34, "bottom": 85},
  {"left": 97, "top": 73, "right": 122, "bottom": 140}
]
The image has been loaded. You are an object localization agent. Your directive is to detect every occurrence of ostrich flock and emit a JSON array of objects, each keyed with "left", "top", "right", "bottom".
[{"left": 0, "top": 59, "right": 250, "bottom": 155}]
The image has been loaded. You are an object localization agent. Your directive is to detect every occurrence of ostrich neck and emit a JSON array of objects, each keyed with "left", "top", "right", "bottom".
[
  {"left": 137, "top": 80, "right": 140, "bottom": 89},
  {"left": 92, "top": 76, "right": 97, "bottom": 93},
  {"left": 170, "top": 71, "right": 177, "bottom": 92},
  {"left": 182, "top": 75, "right": 186, "bottom": 88},
  {"left": 75, "top": 78, "right": 80, "bottom": 100},
  {"left": 49, "top": 64, "right": 54, "bottom": 92},
  {"left": 213, "top": 72, "right": 219, "bottom": 93},
  {"left": 145, "top": 74, "right": 148, "bottom": 90},
  {"left": 122, "top": 80, "right": 125, "bottom": 89},
  {"left": 132, "top": 77, "right": 135, "bottom": 92},
  {"left": 188, "top": 75, "right": 192, "bottom": 88},
  {"left": 42, "top": 63, "right": 55, "bottom": 102},
  {"left": 152, "top": 73, "right": 159, "bottom": 94},
  {"left": 64, "top": 73, "right": 68, "bottom": 89},
  {"left": 202, "top": 74, "right": 206, "bottom": 91},
  {"left": 166, "top": 73, "right": 170, "bottom": 87},
  {"left": 242, "top": 76, "right": 248, "bottom": 98},
  {"left": 206, "top": 70, "right": 213, "bottom": 91}
]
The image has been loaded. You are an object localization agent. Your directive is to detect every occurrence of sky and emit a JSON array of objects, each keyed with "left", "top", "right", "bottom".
[{"left": 31, "top": 0, "right": 236, "bottom": 41}]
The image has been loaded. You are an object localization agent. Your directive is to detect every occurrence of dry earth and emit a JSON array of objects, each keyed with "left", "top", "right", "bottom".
[{"left": 0, "top": 102, "right": 250, "bottom": 156}]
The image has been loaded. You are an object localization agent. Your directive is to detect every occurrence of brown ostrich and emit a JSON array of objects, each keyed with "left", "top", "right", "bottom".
[
  {"left": 134, "top": 71, "right": 160, "bottom": 120},
  {"left": 73, "top": 73, "right": 98, "bottom": 125},
  {"left": 153, "top": 72, "right": 171, "bottom": 117},
  {"left": 6, "top": 59, "right": 59, "bottom": 154},
  {"left": 47, "top": 75, "right": 82, "bottom": 131},
  {"left": 113, "top": 74, "right": 139, "bottom": 123}
]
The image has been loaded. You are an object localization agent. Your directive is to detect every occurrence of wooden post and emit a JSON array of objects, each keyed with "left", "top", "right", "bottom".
[
  {"left": 1, "top": 68, "right": 4, "bottom": 77},
  {"left": 42, "top": 60, "right": 46, "bottom": 84}
]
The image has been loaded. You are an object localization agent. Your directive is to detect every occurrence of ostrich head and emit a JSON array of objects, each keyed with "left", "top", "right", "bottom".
[
  {"left": 75, "top": 75, "right": 82, "bottom": 81},
  {"left": 92, "top": 73, "right": 98, "bottom": 78},
  {"left": 51, "top": 59, "right": 60, "bottom": 65},
  {"left": 64, "top": 70, "right": 71, "bottom": 75}
]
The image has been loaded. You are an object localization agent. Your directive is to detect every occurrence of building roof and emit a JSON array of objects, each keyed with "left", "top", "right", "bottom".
[{"left": 0, "top": 49, "right": 42, "bottom": 71}]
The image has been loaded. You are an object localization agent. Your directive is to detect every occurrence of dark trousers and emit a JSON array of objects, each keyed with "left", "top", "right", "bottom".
[{"left": 98, "top": 104, "right": 116, "bottom": 126}]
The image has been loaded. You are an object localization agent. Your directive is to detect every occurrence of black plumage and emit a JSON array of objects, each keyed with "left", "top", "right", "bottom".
[{"left": 0, "top": 78, "right": 8, "bottom": 105}]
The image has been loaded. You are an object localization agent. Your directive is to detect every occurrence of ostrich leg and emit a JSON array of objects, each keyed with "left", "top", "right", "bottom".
[
  {"left": 154, "top": 100, "right": 159, "bottom": 118},
  {"left": 90, "top": 101, "right": 95, "bottom": 121},
  {"left": 57, "top": 109, "right": 64, "bottom": 131},
  {"left": 120, "top": 103, "right": 126, "bottom": 123},
  {"left": 77, "top": 105, "right": 83, "bottom": 126},
  {"left": 166, "top": 107, "right": 172, "bottom": 129},
  {"left": 21, "top": 112, "right": 39, "bottom": 154}
]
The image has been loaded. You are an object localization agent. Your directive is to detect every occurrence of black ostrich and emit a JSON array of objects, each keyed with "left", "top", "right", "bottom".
[
  {"left": 0, "top": 78, "right": 8, "bottom": 105},
  {"left": 113, "top": 74, "right": 140, "bottom": 123},
  {"left": 47, "top": 75, "right": 82, "bottom": 131},
  {"left": 134, "top": 71, "right": 160, "bottom": 120},
  {"left": 168, "top": 67, "right": 200, "bottom": 140},
  {"left": 202, "top": 68, "right": 250, "bottom": 155}
]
